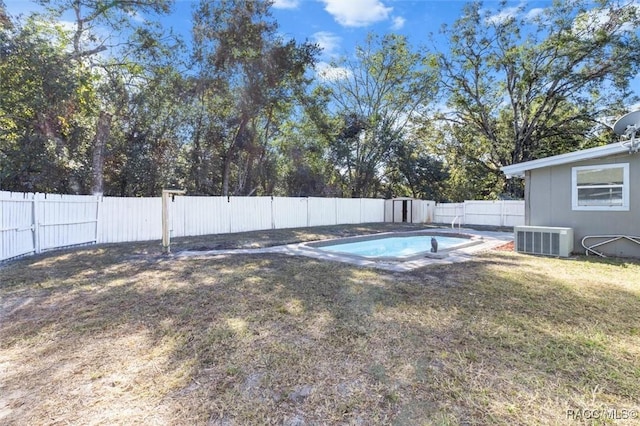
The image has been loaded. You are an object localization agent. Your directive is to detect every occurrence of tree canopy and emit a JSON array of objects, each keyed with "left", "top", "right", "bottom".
[
  {"left": 2, "top": 0, "right": 639, "bottom": 200},
  {"left": 319, "top": 33, "right": 440, "bottom": 197},
  {"left": 435, "top": 0, "right": 640, "bottom": 197},
  {"left": 189, "top": 0, "right": 318, "bottom": 196}
]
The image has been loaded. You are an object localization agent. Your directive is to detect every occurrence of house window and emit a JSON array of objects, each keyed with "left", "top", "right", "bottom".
[{"left": 572, "top": 163, "right": 629, "bottom": 211}]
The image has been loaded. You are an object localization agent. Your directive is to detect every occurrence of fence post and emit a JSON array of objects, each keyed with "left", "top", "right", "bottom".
[
  {"left": 162, "top": 189, "right": 186, "bottom": 254},
  {"left": 95, "top": 194, "right": 102, "bottom": 244},
  {"left": 462, "top": 202, "right": 467, "bottom": 226},
  {"left": 32, "top": 193, "right": 41, "bottom": 254},
  {"left": 271, "top": 196, "right": 275, "bottom": 230},
  {"left": 227, "top": 196, "right": 232, "bottom": 234}
]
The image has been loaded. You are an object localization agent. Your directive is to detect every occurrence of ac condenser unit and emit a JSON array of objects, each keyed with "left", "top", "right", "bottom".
[{"left": 514, "top": 226, "right": 574, "bottom": 257}]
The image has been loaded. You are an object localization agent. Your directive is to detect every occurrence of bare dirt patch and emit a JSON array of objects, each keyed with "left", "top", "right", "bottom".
[{"left": 494, "top": 241, "right": 515, "bottom": 251}]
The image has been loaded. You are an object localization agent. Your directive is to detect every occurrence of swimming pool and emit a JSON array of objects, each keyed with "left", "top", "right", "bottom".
[
  {"left": 307, "top": 232, "right": 482, "bottom": 261},
  {"left": 178, "top": 228, "right": 513, "bottom": 272}
]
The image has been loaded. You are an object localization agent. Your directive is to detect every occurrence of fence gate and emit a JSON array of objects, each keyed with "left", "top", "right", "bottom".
[
  {"left": 1, "top": 192, "right": 100, "bottom": 262},
  {"left": 0, "top": 194, "right": 36, "bottom": 261},
  {"left": 34, "top": 193, "right": 100, "bottom": 253}
]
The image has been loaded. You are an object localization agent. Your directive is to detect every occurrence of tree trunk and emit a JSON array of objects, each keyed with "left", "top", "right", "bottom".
[
  {"left": 222, "top": 153, "right": 233, "bottom": 197},
  {"left": 222, "top": 116, "right": 249, "bottom": 196},
  {"left": 91, "top": 111, "right": 112, "bottom": 195}
]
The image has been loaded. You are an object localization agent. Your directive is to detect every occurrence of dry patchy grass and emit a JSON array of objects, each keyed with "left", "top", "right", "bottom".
[{"left": 1, "top": 225, "right": 639, "bottom": 425}]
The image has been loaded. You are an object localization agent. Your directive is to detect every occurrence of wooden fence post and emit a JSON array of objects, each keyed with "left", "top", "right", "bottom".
[{"left": 162, "top": 189, "right": 186, "bottom": 254}]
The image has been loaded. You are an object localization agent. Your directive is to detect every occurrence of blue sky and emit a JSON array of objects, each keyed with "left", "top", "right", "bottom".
[
  {"left": 5, "top": 0, "right": 639, "bottom": 101},
  {"left": 4, "top": 0, "right": 548, "bottom": 63},
  {"left": 173, "top": 0, "right": 551, "bottom": 80}
]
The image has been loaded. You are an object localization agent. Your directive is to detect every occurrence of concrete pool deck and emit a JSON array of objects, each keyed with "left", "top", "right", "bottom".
[{"left": 177, "top": 228, "right": 515, "bottom": 272}]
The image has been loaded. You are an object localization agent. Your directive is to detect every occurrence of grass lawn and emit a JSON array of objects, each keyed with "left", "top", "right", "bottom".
[{"left": 1, "top": 224, "right": 639, "bottom": 425}]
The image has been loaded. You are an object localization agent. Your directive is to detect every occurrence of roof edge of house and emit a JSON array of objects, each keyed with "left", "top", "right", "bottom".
[{"left": 501, "top": 142, "right": 632, "bottom": 177}]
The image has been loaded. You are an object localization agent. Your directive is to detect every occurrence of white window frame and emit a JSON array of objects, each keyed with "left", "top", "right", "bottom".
[{"left": 571, "top": 163, "right": 630, "bottom": 211}]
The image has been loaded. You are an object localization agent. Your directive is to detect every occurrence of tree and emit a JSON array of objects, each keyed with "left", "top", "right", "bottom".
[
  {"left": 385, "top": 137, "right": 449, "bottom": 201},
  {"left": 0, "top": 17, "right": 97, "bottom": 193},
  {"left": 267, "top": 85, "right": 344, "bottom": 197},
  {"left": 190, "top": 0, "right": 318, "bottom": 196},
  {"left": 103, "top": 64, "right": 191, "bottom": 196},
  {"left": 35, "top": 0, "right": 175, "bottom": 194},
  {"left": 0, "top": 0, "right": 11, "bottom": 29},
  {"left": 321, "top": 33, "right": 440, "bottom": 197},
  {"left": 35, "top": 0, "right": 172, "bottom": 60},
  {"left": 436, "top": 0, "right": 640, "bottom": 198},
  {"left": 274, "top": 123, "right": 334, "bottom": 197},
  {"left": 0, "top": 1, "right": 183, "bottom": 195}
]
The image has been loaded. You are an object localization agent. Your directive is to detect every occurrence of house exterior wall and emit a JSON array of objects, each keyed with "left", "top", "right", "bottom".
[{"left": 527, "top": 152, "right": 640, "bottom": 257}]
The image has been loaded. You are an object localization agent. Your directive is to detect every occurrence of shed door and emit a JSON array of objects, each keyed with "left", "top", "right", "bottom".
[
  {"left": 392, "top": 200, "right": 412, "bottom": 223},
  {"left": 393, "top": 200, "right": 403, "bottom": 223}
]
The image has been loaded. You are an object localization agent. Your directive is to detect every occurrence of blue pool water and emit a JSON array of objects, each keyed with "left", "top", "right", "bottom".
[{"left": 318, "top": 236, "right": 471, "bottom": 258}]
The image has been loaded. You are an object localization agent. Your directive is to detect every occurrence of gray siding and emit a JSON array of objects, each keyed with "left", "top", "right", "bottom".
[{"left": 527, "top": 152, "right": 640, "bottom": 257}]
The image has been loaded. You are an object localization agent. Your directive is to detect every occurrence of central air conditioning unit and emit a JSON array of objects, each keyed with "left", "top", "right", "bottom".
[{"left": 514, "top": 226, "right": 574, "bottom": 257}]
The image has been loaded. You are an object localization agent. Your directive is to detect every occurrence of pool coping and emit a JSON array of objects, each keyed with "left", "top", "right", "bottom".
[{"left": 177, "top": 227, "right": 514, "bottom": 272}]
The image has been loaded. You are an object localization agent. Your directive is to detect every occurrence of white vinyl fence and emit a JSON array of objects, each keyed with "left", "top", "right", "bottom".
[
  {"left": 434, "top": 200, "right": 524, "bottom": 227},
  {"left": 99, "top": 197, "right": 161, "bottom": 243},
  {"left": 1, "top": 192, "right": 386, "bottom": 261},
  {"left": 1, "top": 192, "right": 100, "bottom": 261},
  {"left": 1, "top": 190, "right": 524, "bottom": 262}
]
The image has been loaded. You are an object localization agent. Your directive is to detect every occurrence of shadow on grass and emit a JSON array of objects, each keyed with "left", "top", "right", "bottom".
[{"left": 1, "top": 242, "right": 639, "bottom": 425}]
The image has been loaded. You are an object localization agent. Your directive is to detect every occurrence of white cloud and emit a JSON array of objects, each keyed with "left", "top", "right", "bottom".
[
  {"left": 484, "top": 2, "right": 548, "bottom": 25},
  {"left": 127, "top": 10, "right": 145, "bottom": 23},
  {"left": 312, "top": 31, "right": 341, "bottom": 57},
  {"left": 28, "top": 17, "right": 75, "bottom": 46},
  {"left": 320, "top": 0, "right": 392, "bottom": 27},
  {"left": 56, "top": 20, "right": 77, "bottom": 33},
  {"left": 485, "top": 6, "right": 520, "bottom": 25},
  {"left": 390, "top": 16, "right": 405, "bottom": 30},
  {"left": 525, "top": 7, "right": 545, "bottom": 22},
  {"left": 315, "top": 61, "right": 352, "bottom": 81},
  {"left": 573, "top": 3, "right": 640, "bottom": 38},
  {"left": 272, "top": 0, "right": 300, "bottom": 9}
]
